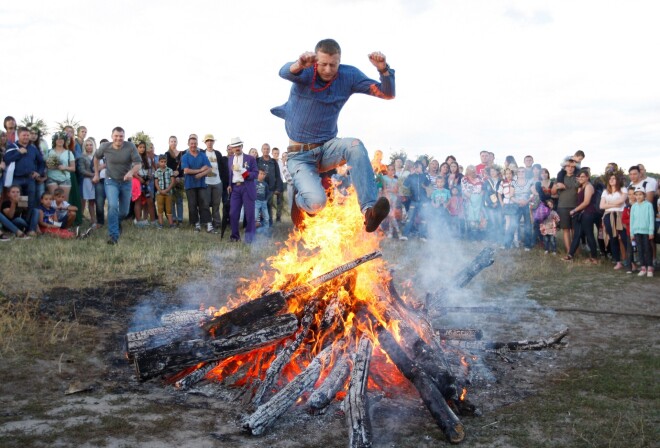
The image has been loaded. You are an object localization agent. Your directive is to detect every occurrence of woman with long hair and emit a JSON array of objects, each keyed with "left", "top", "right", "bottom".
[
  {"left": 447, "top": 161, "right": 463, "bottom": 192},
  {"left": 563, "top": 169, "right": 599, "bottom": 263},
  {"left": 600, "top": 173, "right": 629, "bottom": 270},
  {"left": 133, "top": 141, "right": 156, "bottom": 226},
  {"left": 45, "top": 131, "right": 75, "bottom": 201},
  {"left": 166, "top": 136, "right": 184, "bottom": 225},
  {"left": 427, "top": 159, "right": 441, "bottom": 184},
  {"left": 77, "top": 138, "right": 97, "bottom": 227}
]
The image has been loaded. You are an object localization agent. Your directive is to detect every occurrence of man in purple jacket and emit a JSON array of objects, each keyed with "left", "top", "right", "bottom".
[
  {"left": 227, "top": 137, "right": 258, "bottom": 243},
  {"left": 271, "top": 38, "right": 395, "bottom": 232}
]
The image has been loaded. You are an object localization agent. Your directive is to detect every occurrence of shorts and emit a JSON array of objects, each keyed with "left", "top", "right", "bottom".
[
  {"left": 156, "top": 194, "right": 172, "bottom": 217},
  {"left": 557, "top": 207, "right": 572, "bottom": 229},
  {"left": 56, "top": 210, "right": 69, "bottom": 223},
  {"left": 46, "top": 178, "right": 71, "bottom": 186}
]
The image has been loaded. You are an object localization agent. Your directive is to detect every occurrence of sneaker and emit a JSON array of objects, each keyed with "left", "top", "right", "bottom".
[
  {"left": 544, "top": 250, "right": 549, "bottom": 254},
  {"left": 194, "top": 224, "right": 201, "bottom": 232},
  {"left": 399, "top": 236, "right": 408, "bottom": 241},
  {"left": 637, "top": 268, "right": 647, "bottom": 277},
  {"left": 524, "top": 247, "right": 531, "bottom": 252},
  {"left": 156, "top": 223, "right": 164, "bottom": 230},
  {"left": 552, "top": 252, "right": 557, "bottom": 256},
  {"left": 27, "top": 231, "right": 37, "bottom": 237},
  {"left": 364, "top": 197, "right": 390, "bottom": 233},
  {"left": 207, "top": 223, "right": 214, "bottom": 233},
  {"left": 169, "top": 223, "right": 177, "bottom": 229},
  {"left": 647, "top": 268, "right": 654, "bottom": 278},
  {"left": 75, "top": 226, "right": 80, "bottom": 238},
  {"left": 0, "top": 234, "right": 9, "bottom": 242},
  {"left": 613, "top": 262, "right": 623, "bottom": 270}
]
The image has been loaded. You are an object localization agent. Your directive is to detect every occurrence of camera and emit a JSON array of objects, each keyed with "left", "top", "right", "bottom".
[{"left": 141, "top": 184, "right": 151, "bottom": 198}]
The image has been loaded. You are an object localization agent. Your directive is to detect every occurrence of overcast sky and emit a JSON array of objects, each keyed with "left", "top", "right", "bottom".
[{"left": 3, "top": 0, "right": 659, "bottom": 174}]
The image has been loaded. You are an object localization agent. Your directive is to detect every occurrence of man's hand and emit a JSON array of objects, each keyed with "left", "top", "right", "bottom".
[
  {"left": 123, "top": 172, "right": 133, "bottom": 181},
  {"left": 92, "top": 175, "right": 99, "bottom": 184},
  {"left": 291, "top": 52, "right": 316, "bottom": 73},
  {"left": 195, "top": 173, "right": 205, "bottom": 179},
  {"left": 368, "top": 51, "right": 388, "bottom": 73}
]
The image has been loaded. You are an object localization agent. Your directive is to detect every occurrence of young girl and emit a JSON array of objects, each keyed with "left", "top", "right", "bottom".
[
  {"left": 38, "top": 192, "right": 76, "bottom": 239},
  {"left": 498, "top": 168, "right": 516, "bottom": 248},
  {"left": 447, "top": 186, "right": 464, "bottom": 237},
  {"left": 630, "top": 187, "right": 655, "bottom": 277},
  {"left": 133, "top": 141, "right": 156, "bottom": 226},
  {"left": 539, "top": 199, "right": 561, "bottom": 254},
  {"left": 622, "top": 189, "right": 636, "bottom": 273}
]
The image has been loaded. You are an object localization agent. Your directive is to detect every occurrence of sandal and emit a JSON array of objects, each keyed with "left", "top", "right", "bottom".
[
  {"left": 562, "top": 255, "right": 573, "bottom": 262},
  {"left": 587, "top": 258, "right": 599, "bottom": 265}
]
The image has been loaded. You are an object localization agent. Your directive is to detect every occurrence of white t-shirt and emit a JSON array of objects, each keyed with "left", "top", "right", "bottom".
[
  {"left": 642, "top": 176, "right": 657, "bottom": 193},
  {"left": 629, "top": 180, "right": 653, "bottom": 194},
  {"left": 204, "top": 150, "right": 221, "bottom": 186},
  {"left": 231, "top": 154, "right": 245, "bottom": 184},
  {"left": 601, "top": 189, "right": 627, "bottom": 213}
]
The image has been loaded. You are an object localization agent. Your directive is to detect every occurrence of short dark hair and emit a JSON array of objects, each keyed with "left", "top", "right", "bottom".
[
  {"left": 258, "top": 168, "right": 266, "bottom": 173},
  {"left": 315, "top": 39, "right": 341, "bottom": 55},
  {"left": 16, "top": 126, "right": 30, "bottom": 134},
  {"left": 574, "top": 150, "right": 585, "bottom": 158},
  {"left": 629, "top": 165, "right": 640, "bottom": 174},
  {"left": 112, "top": 126, "right": 125, "bottom": 134}
]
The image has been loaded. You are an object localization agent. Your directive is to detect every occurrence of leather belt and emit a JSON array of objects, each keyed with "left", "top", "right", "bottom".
[{"left": 287, "top": 142, "right": 323, "bottom": 153}]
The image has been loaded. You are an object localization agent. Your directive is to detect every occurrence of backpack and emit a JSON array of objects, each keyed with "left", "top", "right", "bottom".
[{"left": 533, "top": 202, "right": 551, "bottom": 222}]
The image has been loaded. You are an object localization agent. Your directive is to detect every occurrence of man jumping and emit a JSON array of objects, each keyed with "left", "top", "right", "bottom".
[{"left": 271, "top": 38, "right": 395, "bottom": 232}]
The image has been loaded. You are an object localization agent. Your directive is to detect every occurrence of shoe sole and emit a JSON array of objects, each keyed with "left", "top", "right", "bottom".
[{"left": 365, "top": 197, "right": 390, "bottom": 232}]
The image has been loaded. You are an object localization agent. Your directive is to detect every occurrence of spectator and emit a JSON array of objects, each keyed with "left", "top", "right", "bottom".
[
  {"left": 154, "top": 155, "right": 175, "bottom": 228},
  {"left": 202, "top": 134, "right": 227, "bottom": 233},
  {"left": 447, "top": 161, "right": 463, "bottom": 193},
  {"left": 255, "top": 168, "right": 270, "bottom": 229},
  {"left": 553, "top": 159, "right": 579, "bottom": 254},
  {"left": 400, "top": 161, "right": 430, "bottom": 241},
  {"left": 181, "top": 134, "right": 211, "bottom": 232},
  {"left": 636, "top": 163, "right": 657, "bottom": 262},
  {"left": 539, "top": 199, "right": 561, "bottom": 255},
  {"left": 3, "top": 126, "right": 45, "bottom": 220},
  {"left": 499, "top": 167, "right": 517, "bottom": 249},
  {"left": 94, "top": 139, "right": 108, "bottom": 228},
  {"left": 429, "top": 175, "right": 450, "bottom": 238},
  {"left": 447, "top": 186, "right": 464, "bottom": 237},
  {"left": 461, "top": 165, "right": 485, "bottom": 240},
  {"left": 557, "top": 150, "right": 585, "bottom": 184},
  {"left": 257, "top": 143, "right": 282, "bottom": 227},
  {"left": 630, "top": 187, "right": 655, "bottom": 277},
  {"left": 165, "top": 136, "right": 184, "bottom": 226},
  {"left": 512, "top": 166, "right": 535, "bottom": 251},
  {"left": 482, "top": 166, "right": 502, "bottom": 243},
  {"left": 228, "top": 137, "right": 258, "bottom": 243},
  {"left": 381, "top": 164, "right": 402, "bottom": 238},
  {"left": 272, "top": 147, "right": 287, "bottom": 222},
  {"left": 3, "top": 116, "right": 17, "bottom": 145},
  {"left": 504, "top": 155, "right": 518, "bottom": 171},
  {"left": 563, "top": 169, "right": 599, "bottom": 264},
  {"left": 427, "top": 159, "right": 441, "bottom": 184},
  {"left": 600, "top": 173, "right": 628, "bottom": 270},
  {"left": 37, "top": 192, "right": 76, "bottom": 239},
  {"left": 475, "top": 150, "right": 489, "bottom": 178},
  {"left": 45, "top": 131, "right": 75, "bottom": 201},
  {"left": 77, "top": 137, "right": 97, "bottom": 227},
  {"left": 249, "top": 148, "right": 259, "bottom": 159},
  {"left": 370, "top": 149, "right": 388, "bottom": 175},
  {"left": 133, "top": 141, "right": 156, "bottom": 226},
  {"left": 330, "top": 164, "right": 351, "bottom": 204},
  {"left": 51, "top": 187, "right": 78, "bottom": 230},
  {"left": 438, "top": 162, "right": 449, "bottom": 186},
  {"left": 280, "top": 151, "right": 294, "bottom": 216},
  {"left": 1, "top": 185, "right": 38, "bottom": 237},
  {"left": 523, "top": 155, "right": 534, "bottom": 180}
]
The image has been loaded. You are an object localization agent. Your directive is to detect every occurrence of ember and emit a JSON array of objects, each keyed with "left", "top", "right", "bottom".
[{"left": 125, "top": 193, "right": 568, "bottom": 445}]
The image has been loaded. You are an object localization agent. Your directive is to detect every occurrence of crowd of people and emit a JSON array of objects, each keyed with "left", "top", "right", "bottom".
[{"left": 1, "top": 115, "right": 659, "bottom": 276}]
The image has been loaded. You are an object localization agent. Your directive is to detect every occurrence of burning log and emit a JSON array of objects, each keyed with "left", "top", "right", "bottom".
[
  {"left": 365, "top": 313, "right": 465, "bottom": 444},
  {"left": 307, "top": 349, "right": 351, "bottom": 412},
  {"left": 345, "top": 335, "right": 373, "bottom": 448},
  {"left": 252, "top": 300, "right": 320, "bottom": 406},
  {"left": 425, "top": 247, "right": 495, "bottom": 311},
  {"left": 174, "top": 361, "right": 220, "bottom": 390},
  {"left": 243, "top": 342, "right": 337, "bottom": 436},
  {"left": 442, "top": 328, "right": 569, "bottom": 353},
  {"left": 134, "top": 314, "right": 299, "bottom": 381}
]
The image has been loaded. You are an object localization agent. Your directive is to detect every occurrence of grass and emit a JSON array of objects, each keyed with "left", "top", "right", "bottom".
[{"left": 0, "top": 220, "right": 658, "bottom": 447}]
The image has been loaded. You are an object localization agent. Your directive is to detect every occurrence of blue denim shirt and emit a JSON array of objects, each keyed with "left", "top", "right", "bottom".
[{"left": 271, "top": 62, "right": 395, "bottom": 143}]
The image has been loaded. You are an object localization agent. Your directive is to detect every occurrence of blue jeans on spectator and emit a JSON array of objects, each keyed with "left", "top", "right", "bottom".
[
  {"left": 287, "top": 137, "right": 377, "bottom": 215},
  {"left": 11, "top": 176, "right": 37, "bottom": 223},
  {"left": 104, "top": 178, "right": 132, "bottom": 241},
  {"left": 255, "top": 199, "right": 269, "bottom": 227},
  {"left": 516, "top": 204, "right": 533, "bottom": 248},
  {"left": 484, "top": 206, "right": 502, "bottom": 243},
  {"left": 0, "top": 212, "right": 38, "bottom": 234},
  {"left": 403, "top": 201, "right": 425, "bottom": 238},
  {"left": 172, "top": 184, "right": 184, "bottom": 223},
  {"left": 543, "top": 234, "right": 557, "bottom": 253},
  {"left": 95, "top": 180, "right": 106, "bottom": 225}
]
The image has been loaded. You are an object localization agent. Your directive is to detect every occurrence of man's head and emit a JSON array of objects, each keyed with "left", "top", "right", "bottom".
[
  {"left": 628, "top": 165, "right": 640, "bottom": 183},
  {"left": 204, "top": 134, "right": 215, "bottom": 151},
  {"left": 229, "top": 137, "right": 243, "bottom": 155},
  {"left": 315, "top": 38, "right": 341, "bottom": 82},
  {"left": 524, "top": 155, "right": 534, "bottom": 168},
  {"left": 261, "top": 143, "right": 271, "bottom": 159},
  {"left": 565, "top": 159, "right": 576, "bottom": 176},
  {"left": 637, "top": 164, "right": 648, "bottom": 179},
  {"left": 413, "top": 161, "right": 424, "bottom": 173},
  {"left": 188, "top": 134, "right": 198, "bottom": 152},
  {"left": 272, "top": 147, "right": 280, "bottom": 159},
  {"left": 77, "top": 126, "right": 87, "bottom": 140},
  {"left": 4, "top": 116, "right": 16, "bottom": 132},
  {"left": 479, "top": 151, "right": 489, "bottom": 164},
  {"left": 111, "top": 127, "right": 125, "bottom": 148},
  {"left": 17, "top": 127, "right": 30, "bottom": 145},
  {"left": 573, "top": 150, "right": 585, "bottom": 162},
  {"left": 258, "top": 169, "right": 267, "bottom": 181}
]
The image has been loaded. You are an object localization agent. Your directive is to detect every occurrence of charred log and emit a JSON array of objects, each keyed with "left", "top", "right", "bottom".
[
  {"left": 134, "top": 313, "right": 299, "bottom": 381},
  {"left": 160, "top": 309, "right": 206, "bottom": 326},
  {"left": 201, "top": 292, "right": 287, "bottom": 335},
  {"left": 442, "top": 328, "right": 569, "bottom": 352},
  {"left": 243, "top": 343, "right": 335, "bottom": 436},
  {"left": 436, "top": 329, "right": 484, "bottom": 341},
  {"left": 345, "top": 335, "right": 373, "bottom": 448},
  {"left": 307, "top": 349, "right": 351, "bottom": 412}
]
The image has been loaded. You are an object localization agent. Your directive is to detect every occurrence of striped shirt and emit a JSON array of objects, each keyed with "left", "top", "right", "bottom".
[{"left": 271, "top": 62, "right": 395, "bottom": 143}]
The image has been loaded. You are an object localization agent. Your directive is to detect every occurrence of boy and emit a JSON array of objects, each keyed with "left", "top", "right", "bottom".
[
  {"left": 38, "top": 192, "right": 76, "bottom": 239},
  {"left": 556, "top": 150, "right": 586, "bottom": 184},
  {"left": 51, "top": 188, "right": 77, "bottom": 229},
  {"left": 255, "top": 169, "right": 269, "bottom": 228},
  {"left": 154, "top": 155, "right": 175, "bottom": 228},
  {"left": 630, "top": 187, "right": 655, "bottom": 277},
  {"left": 539, "top": 199, "right": 561, "bottom": 254}
]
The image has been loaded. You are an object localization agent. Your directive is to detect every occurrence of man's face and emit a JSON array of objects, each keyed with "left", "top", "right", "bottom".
[
  {"left": 189, "top": 138, "right": 198, "bottom": 151},
  {"left": 316, "top": 51, "right": 340, "bottom": 82},
  {"left": 629, "top": 169, "right": 640, "bottom": 183},
  {"left": 111, "top": 130, "right": 125, "bottom": 148},
  {"left": 272, "top": 148, "right": 280, "bottom": 159},
  {"left": 205, "top": 140, "right": 214, "bottom": 150},
  {"left": 261, "top": 144, "right": 270, "bottom": 158},
  {"left": 565, "top": 162, "right": 575, "bottom": 175},
  {"left": 524, "top": 156, "right": 533, "bottom": 168},
  {"left": 78, "top": 128, "right": 87, "bottom": 139},
  {"left": 480, "top": 152, "right": 488, "bottom": 163},
  {"left": 18, "top": 130, "right": 30, "bottom": 146},
  {"left": 233, "top": 145, "right": 243, "bottom": 156}
]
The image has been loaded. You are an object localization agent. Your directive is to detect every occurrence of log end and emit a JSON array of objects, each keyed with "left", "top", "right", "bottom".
[{"left": 448, "top": 422, "right": 465, "bottom": 444}]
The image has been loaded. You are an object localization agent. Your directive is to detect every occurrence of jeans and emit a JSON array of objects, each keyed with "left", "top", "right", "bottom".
[
  {"left": 603, "top": 212, "right": 628, "bottom": 262},
  {"left": 95, "top": 180, "right": 106, "bottom": 225},
  {"left": 105, "top": 178, "right": 132, "bottom": 241},
  {"left": 543, "top": 234, "right": 557, "bottom": 252},
  {"left": 172, "top": 183, "right": 184, "bottom": 223},
  {"left": 11, "top": 176, "right": 37, "bottom": 223},
  {"left": 186, "top": 187, "right": 211, "bottom": 226},
  {"left": 202, "top": 182, "right": 223, "bottom": 228},
  {"left": 403, "top": 201, "right": 425, "bottom": 237},
  {"left": 516, "top": 204, "right": 533, "bottom": 249},
  {"left": 635, "top": 234, "right": 653, "bottom": 267},
  {"left": 484, "top": 206, "right": 502, "bottom": 243},
  {"left": 255, "top": 199, "right": 269, "bottom": 226},
  {"left": 0, "top": 212, "right": 38, "bottom": 234},
  {"left": 286, "top": 137, "right": 377, "bottom": 214},
  {"left": 569, "top": 212, "right": 597, "bottom": 258}
]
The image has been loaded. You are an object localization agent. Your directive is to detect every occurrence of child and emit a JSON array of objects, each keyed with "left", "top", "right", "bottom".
[
  {"left": 52, "top": 188, "right": 78, "bottom": 229},
  {"left": 622, "top": 188, "right": 636, "bottom": 273},
  {"left": 255, "top": 169, "right": 269, "bottom": 228},
  {"left": 447, "top": 186, "right": 464, "bottom": 237},
  {"left": 154, "top": 155, "right": 175, "bottom": 229},
  {"left": 380, "top": 164, "right": 401, "bottom": 238},
  {"left": 331, "top": 164, "right": 351, "bottom": 204},
  {"left": 556, "top": 150, "right": 586, "bottom": 184},
  {"left": 630, "top": 187, "right": 655, "bottom": 277},
  {"left": 498, "top": 168, "right": 516, "bottom": 248},
  {"left": 431, "top": 176, "right": 451, "bottom": 223},
  {"left": 539, "top": 199, "right": 561, "bottom": 254},
  {"left": 38, "top": 192, "right": 76, "bottom": 239}
]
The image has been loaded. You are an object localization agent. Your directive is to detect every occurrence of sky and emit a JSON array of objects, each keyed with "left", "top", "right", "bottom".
[{"left": 2, "top": 0, "right": 659, "bottom": 175}]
